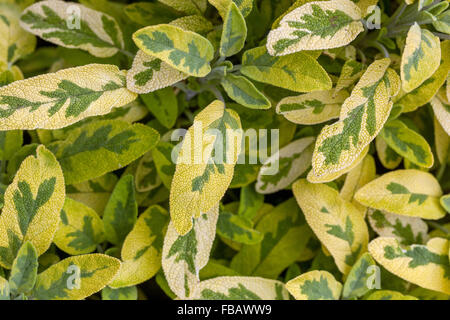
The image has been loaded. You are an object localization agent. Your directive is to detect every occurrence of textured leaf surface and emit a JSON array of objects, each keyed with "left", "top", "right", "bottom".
[
  {"left": 162, "top": 206, "right": 218, "bottom": 299},
  {"left": 219, "top": 2, "right": 246, "bottom": 57},
  {"left": 369, "top": 237, "right": 450, "bottom": 295},
  {"left": 0, "top": 64, "right": 137, "bottom": 130},
  {"left": 191, "top": 276, "right": 289, "bottom": 300},
  {"left": 109, "top": 205, "right": 169, "bottom": 288},
  {"left": 221, "top": 74, "right": 271, "bottom": 109},
  {"left": 31, "top": 254, "right": 120, "bottom": 300},
  {"left": 9, "top": 241, "right": 38, "bottom": 295},
  {"left": 241, "top": 46, "right": 332, "bottom": 93},
  {"left": 20, "top": 0, "right": 124, "bottom": 58},
  {"left": 54, "top": 198, "right": 105, "bottom": 255},
  {"left": 293, "top": 179, "right": 369, "bottom": 275},
  {"left": 286, "top": 270, "right": 342, "bottom": 300},
  {"left": 342, "top": 253, "right": 376, "bottom": 299},
  {"left": 430, "top": 91, "right": 450, "bottom": 136},
  {"left": 354, "top": 169, "right": 445, "bottom": 220},
  {"left": 170, "top": 100, "right": 241, "bottom": 235},
  {"left": 47, "top": 120, "right": 160, "bottom": 185},
  {"left": 276, "top": 90, "right": 348, "bottom": 124},
  {"left": 133, "top": 24, "right": 214, "bottom": 77},
  {"left": 267, "top": 0, "right": 363, "bottom": 55},
  {"left": 0, "top": 145, "right": 65, "bottom": 269},
  {"left": 401, "top": 23, "right": 441, "bottom": 93}
]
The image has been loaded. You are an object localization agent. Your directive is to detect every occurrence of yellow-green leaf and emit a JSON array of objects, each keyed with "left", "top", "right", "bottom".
[
  {"left": 380, "top": 119, "right": 434, "bottom": 168},
  {"left": 354, "top": 169, "right": 446, "bottom": 220},
  {"left": 101, "top": 285, "right": 138, "bottom": 300},
  {"left": 170, "top": 100, "right": 242, "bottom": 235},
  {"left": 20, "top": 0, "right": 124, "bottom": 58},
  {"left": 0, "top": 64, "right": 137, "bottom": 130},
  {"left": 375, "top": 135, "right": 402, "bottom": 170},
  {"left": 191, "top": 276, "right": 289, "bottom": 300},
  {"left": 221, "top": 74, "right": 271, "bottom": 109},
  {"left": 310, "top": 59, "right": 399, "bottom": 181},
  {"left": 365, "top": 290, "right": 418, "bottom": 300},
  {"left": 0, "top": 145, "right": 65, "bottom": 269},
  {"left": 109, "top": 205, "right": 169, "bottom": 288},
  {"left": 0, "top": 2, "right": 36, "bottom": 64},
  {"left": 276, "top": 90, "right": 348, "bottom": 125},
  {"left": 54, "top": 198, "right": 105, "bottom": 255},
  {"left": 9, "top": 241, "right": 38, "bottom": 295},
  {"left": 256, "top": 137, "right": 315, "bottom": 194},
  {"left": 31, "top": 253, "right": 121, "bottom": 300},
  {"left": 242, "top": 46, "right": 332, "bottom": 93},
  {"left": 162, "top": 206, "right": 218, "bottom": 298},
  {"left": 159, "top": 0, "right": 207, "bottom": 15},
  {"left": 430, "top": 90, "right": 450, "bottom": 136},
  {"left": 369, "top": 237, "right": 450, "bottom": 295},
  {"left": 47, "top": 120, "right": 160, "bottom": 185},
  {"left": 126, "top": 50, "right": 188, "bottom": 94},
  {"left": 286, "top": 270, "right": 342, "bottom": 300},
  {"left": 293, "top": 179, "right": 369, "bottom": 275},
  {"left": 133, "top": 24, "right": 214, "bottom": 77},
  {"left": 209, "top": 0, "right": 253, "bottom": 18},
  {"left": 342, "top": 252, "right": 376, "bottom": 299},
  {"left": 0, "top": 276, "right": 9, "bottom": 300},
  {"left": 401, "top": 23, "right": 441, "bottom": 93},
  {"left": 441, "top": 195, "right": 450, "bottom": 213},
  {"left": 334, "top": 59, "right": 365, "bottom": 95},
  {"left": 267, "top": 0, "right": 364, "bottom": 55},
  {"left": 220, "top": 2, "right": 247, "bottom": 57}
]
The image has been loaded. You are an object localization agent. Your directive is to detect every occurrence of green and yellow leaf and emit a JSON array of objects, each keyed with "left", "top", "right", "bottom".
[
  {"left": 0, "top": 145, "right": 65, "bottom": 269},
  {"left": 54, "top": 198, "right": 105, "bottom": 255},
  {"left": 191, "top": 276, "right": 289, "bottom": 300},
  {"left": 220, "top": 2, "right": 246, "bottom": 57},
  {"left": 334, "top": 59, "right": 365, "bottom": 95},
  {"left": 0, "top": 64, "right": 137, "bottom": 130},
  {"left": 293, "top": 179, "right": 369, "bottom": 275},
  {"left": 221, "top": 74, "right": 270, "bottom": 109},
  {"left": 430, "top": 90, "right": 450, "bottom": 136},
  {"left": 241, "top": 46, "right": 332, "bottom": 93},
  {"left": 310, "top": 59, "right": 399, "bottom": 181},
  {"left": 441, "top": 195, "right": 450, "bottom": 213},
  {"left": 133, "top": 24, "right": 214, "bottom": 77},
  {"left": 47, "top": 119, "right": 160, "bottom": 185},
  {"left": 267, "top": 0, "right": 364, "bottom": 55},
  {"left": 209, "top": 0, "right": 253, "bottom": 18},
  {"left": 31, "top": 253, "right": 121, "bottom": 300},
  {"left": 276, "top": 90, "right": 348, "bottom": 125},
  {"left": 401, "top": 23, "right": 441, "bottom": 93},
  {"left": 369, "top": 237, "right": 450, "bottom": 295},
  {"left": 286, "top": 270, "right": 342, "bottom": 300},
  {"left": 217, "top": 209, "right": 263, "bottom": 245},
  {"left": 102, "top": 286, "right": 138, "bottom": 300},
  {"left": 135, "top": 152, "right": 162, "bottom": 193},
  {"left": 354, "top": 169, "right": 446, "bottom": 220},
  {"left": 9, "top": 241, "right": 38, "bottom": 295},
  {"left": 162, "top": 206, "right": 218, "bottom": 298},
  {"left": 170, "top": 100, "right": 242, "bottom": 235},
  {"left": 375, "top": 135, "right": 402, "bottom": 170},
  {"left": 365, "top": 290, "right": 418, "bottom": 300},
  {"left": 158, "top": 0, "right": 207, "bottom": 15},
  {"left": 256, "top": 137, "right": 315, "bottom": 194},
  {"left": 342, "top": 252, "right": 376, "bottom": 299},
  {"left": 20, "top": 0, "right": 124, "bottom": 58},
  {"left": 152, "top": 142, "right": 176, "bottom": 189},
  {"left": 0, "top": 276, "right": 9, "bottom": 300},
  {"left": 380, "top": 119, "right": 434, "bottom": 168},
  {"left": 109, "top": 205, "right": 169, "bottom": 288}
]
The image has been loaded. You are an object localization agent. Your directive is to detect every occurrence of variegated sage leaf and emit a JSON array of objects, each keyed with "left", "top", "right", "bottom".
[
  {"left": 102, "top": 174, "right": 137, "bottom": 246},
  {"left": 31, "top": 254, "right": 121, "bottom": 300},
  {"left": 109, "top": 205, "right": 169, "bottom": 288},
  {"left": 354, "top": 169, "right": 446, "bottom": 220},
  {"left": 334, "top": 59, "right": 365, "bottom": 95},
  {"left": 9, "top": 241, "right": 38, "bottom": 295},
  {"left": 396, "top": 40, "right": 450, "bottom": 113},
  {"left": 220, "top": 2, "right": 247, "bottom": 57},
  {"left": 0, "top": 2, "right": 36, "bottom": 64},
  {"left": 293, "top": 179, "right": 369, "bottom": 275},
  {"left": 256, "top": 137, "right": 315, "bottom": 194},
  {"left": 152, "top": 142, "right": 176, "bottom": 190},
  {"left": 0, "top": 276, "right": 9, "bottom": 300},
  {"left": 141, "top": 87, "right": 178, "bottom": 129},
  {"left": 369, "top": 237, "right": 450, "bottom": 295},
  {"left": 286, "top": 270, "right": 342, "bottom": 300},
  {"left": 0, "top": 145, "right": 65, "bottom": 269},
  {"left": 209, "top": 0, "right": 253, "bottom": 18},
  {"left": 380, "top": 119, "right": 434, "bottom": 168},
  {"left": 241, "top": 46, "right": 332, "bottom": 93},
  {"left": 0, "top": 129, "right": 22, "bottom": 161},
  {"left": 401, "top": 23, "right": 441, "bottom": 93},
  {"left": 135, "top": 151, "right": 162, "bottom": 193},
  {"left": 191, "top": 276, "right": 289, "bottom": 300},
  {"left": 217, "top": 209, "right": 263, "bottom": 245},
  {"left": 440, "top": 195, "right": 450, "bottom": 213},
  {"left": 375, "top": 136, "right": 402, "bottom": 170},
  {"left": 170, "top": 100, "right": 242, "bottom": 235},
  {"left": 365, "top": 290, "right": 418, "bottom": 300},
  {"left": 342, "top": 253, "right": 376, "bottom": 299},
  {"left": 368, "top": 209, "right": 428, "bottom": 245},
  {"left": 133, "top": 24, "right": 214, "bottom": 77},
  {"left": 267, "top": 0, "right": 364, "bottom": 55},
  {"left": 47, "top": 120, "right": 160, "bottom": 185},
  {"left": 0, "top": 64, "right": 137, "bottom": 130},
  {"left": 126, "top": 50, "right": 188, "bottom": 94},
  {"left": 162, "top": 206, "right": 218, "bottom": 299},
  {"left": 124, "top": 1, "right": 183, "bottom": 26},
  {"left": 276, "top": 90, "right": 348, "bottom": 125},
  {"left": 430, "top": 90, "right": 450, "bottom": 136},
  {"left": 20, "top": 0, "right": 124, "bottom": 58},
  {"left": 221, "top": 74, "right": 271, "bottom": 109},
  {"left": 158, "top": 0, "right": 207, "bottom": 15},
  {"left": 310, "top": 59, "right": 399, "bottom": 181},
  {"left": 54, "top": 198, "right": 105, "bottom": 255},
  {"left": 102, "top": 286, "right": 138, "bottom": 300}
]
